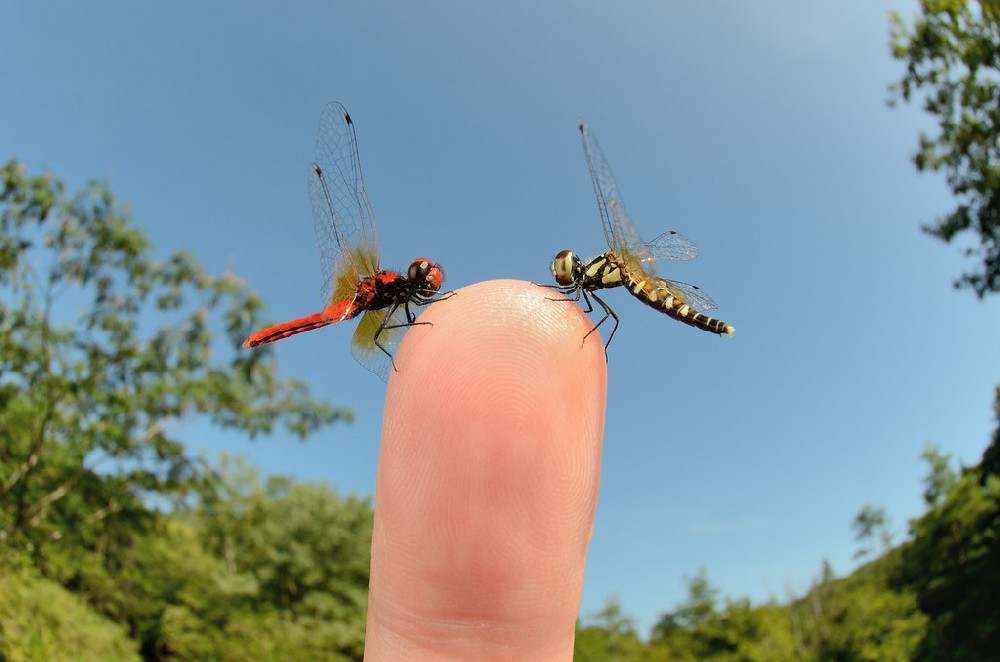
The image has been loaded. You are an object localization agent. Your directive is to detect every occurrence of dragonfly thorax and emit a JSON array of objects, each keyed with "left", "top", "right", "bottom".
[{"left": 551, "top": 249, "right": 582, "bottom": 286}]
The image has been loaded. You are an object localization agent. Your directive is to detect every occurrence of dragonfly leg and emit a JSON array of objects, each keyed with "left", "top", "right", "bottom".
[
  {"left": 405, "top": 291, "right": 455, "bottom": 323},
  {"left": 395, "top": 299, "right": 438, "bottom": 327},
  {"left": 583, "top": 291, "right": 618, "bottom": 359},
  {"left": 403, "top": 300, "right": 417, "bottom": 324},
  {"left": 544, "top": 285, "right": 589, "bottom": 310},
  {"left": 533, "top": 281, "right": 577, "bottom": 300},
  {"left": 382, "top": 321, "right": 432, "bottom": 332},
  {"left": 381, "top": 303, "right": 432, "bottom": 336},
  {"left": 372, "top": 304, "right": 404, "bottom": 373},
  {"left": 423, "top": 290, "right": 456, "bottom": 303}
]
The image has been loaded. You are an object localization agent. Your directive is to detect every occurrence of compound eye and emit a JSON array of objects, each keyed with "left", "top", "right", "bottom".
[
  {"left": 551, "top": 250, "right": 577, "bottom": 286},
  {"left": 408, "top": 259, "right": 431, "bottom": 282}
]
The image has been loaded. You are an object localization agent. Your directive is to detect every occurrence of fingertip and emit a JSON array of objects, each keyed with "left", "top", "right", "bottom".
[
  {"left": 367, "top": 279, "right": 607, "bottom": 659},
  {"left": 394, "top": 279, "right": 607, "bottom": 393}
]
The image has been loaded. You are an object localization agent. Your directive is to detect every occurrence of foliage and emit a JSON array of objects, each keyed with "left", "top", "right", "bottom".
[
  {"left": 920, "top": 446, "right": 960, "bottom": 506},
  {"left": 0, "top": 159, "right": 363, "bottom": 659},
  {"left": 652, "top": 570, "right": 718, "bottom": 636},
  {"left": 0, "top": 466, "right": 373, "bottom": 661},
  {"left": 109, "top": 460, "right": 373, "bottom": 661},
  {"left": 0, "top": 159, "right": 349, "bottom": 564},
  {"left": 979, "top": 384, "right": 1000, "bottom": 480},
  {"left": 0, "top": 565, "right": 139, "bottom": 661},
  {"left": 898, "top": 467, "right": 1000, "bottom": 659},
  {"left": 889, "top": 0, "right": 1000, "bottom": 296},
  {"left": 650, "top": 573, "right": 798, "bottom": 661},
  {"left": 191, "top": 455, "right": 372, "bottom": 659},
  {"left": 888, "top": 4, "right": 1000, "bottom": 654},
  {"left": 574, "top": 596, "right": 649, "bottom": 661},
  {"left": 573, "top": 437, "right": 1000, "bottom": 661},
  {"left": 788, "top": 559, "right": 927, "bottom": 662},
  {"left": 852, "top": 504, "right": 893, "bottom": 559}
]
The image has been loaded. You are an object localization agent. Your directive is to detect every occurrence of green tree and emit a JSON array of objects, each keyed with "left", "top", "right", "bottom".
[
  {"left": 889, "top": 0, "right": 1000, "bottom": 296},
  {"left": 979, "top": 385, "right": 1000, "bottom": 481},
  {"left": 920, "top": 446, "right": 959, "bottom": 506},
  {"left": 90, "top": 460, "right": 373, "bottom": 661},
  {"left": 194, "top": 456, "right": 372, "bottom": 659},
  {"left": 899, "top": 469, "right": 1000, "bottom": 659},
  {"left": 650, "top": 571, "right": 721, "bottom": 659},
  {"left": 0, "top": 159, "right": 351, "bottom": 654},
  {"left": 651, "top": 573, "right": 799, "bottom": 661},
  {"left": 852, "top": 504, "right": 893, "bottom": 560},
  {"left": 788, "top": 559, "right": 926, "bottom": 662},
  {"left": 0, "top": 565, "right": 140, "bottom": 661},
  {"left": 652, "top": 570, "right": 718, "bottom": 637},
  {"left": 573, "top": 595, "right": 647, "bottom": 661},
  {"left": 699, "top": 599, "right": 798, "bottom": 662}
]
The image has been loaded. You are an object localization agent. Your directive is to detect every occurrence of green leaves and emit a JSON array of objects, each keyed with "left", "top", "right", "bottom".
[
  {"left": 149, "top": 459, "right": 372, "bottom": 660},
  {"left": 889, "top": 1, "right": 1000, "bottom": 295},
  {"left": 899, "top": 468, "right": 1000, "bottom": 659},
  {"left": 0, "top": 158, "right": 366, "bottom": 657},
  {"left": 0, "top": 566, "right": 141, "bottom": 661},
  {"left": 0, "top": 159, "right": 350, "bottom": 561}
]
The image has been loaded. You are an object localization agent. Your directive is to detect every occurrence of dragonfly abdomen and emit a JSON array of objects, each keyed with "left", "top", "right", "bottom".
[
  {"left": 623, "top": 269, "right": 734, "bottom": 335},
  {"left": 241, "top": 299, "right": 363, "bottom": 348}
]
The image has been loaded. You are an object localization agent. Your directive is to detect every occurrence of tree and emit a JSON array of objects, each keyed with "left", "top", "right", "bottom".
[
  {"left": 0, "top": 159, "right": 349, "bottom": 568},
  {"left": 573, "top": 595, "right": 648, "bottom": 661},
  {"left": 194, "top": 456, "right": 372, "bottom": 659},
  {"left": 0, "top": 565, "right": 140, "bottom": 660},
  {"left": 852, "top": 504, "right": 893, "bottom": 560},
  {"left": 920, "top": 446, "right": 959, "bottom": 506},
  {"left": 95, "top": 459, "right": 374, "bottom": 660},
  {"left": 652, "top": 570, "right": 718, "bottom": 636},
  {"left": 790, "top": 571, "right": 926, "bottom": 662},
  {"left": 890, "top": 0, "right": 1000, "bottom": 296},
  {"left": 899, "top": 469, "right": 1000, "bottom": 659},
  {"left": 650, "top": 573, "right": 798, "bottom": 661},
  {"left": 980, "top": 385, "right": 1000, "bottom": 481}
]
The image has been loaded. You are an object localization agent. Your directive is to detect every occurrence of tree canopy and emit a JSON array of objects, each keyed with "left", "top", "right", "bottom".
[
  {"left": 0, "top": 159, "right": 368, "bottom": 660},
  {"left": 890, "top": 0, "right": 1000, "bottom": 296},
  {"left": 0, "top": 159, "right": 349, "bottom": 564}
]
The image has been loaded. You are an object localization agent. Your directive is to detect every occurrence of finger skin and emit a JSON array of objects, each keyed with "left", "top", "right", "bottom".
[{"left": 364, "top": 279, "right": 607, "bottom": 661}]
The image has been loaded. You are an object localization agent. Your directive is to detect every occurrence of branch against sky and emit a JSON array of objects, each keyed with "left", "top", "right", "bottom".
[{"left": 890, "top": 0, "right": 1000, "bottom": 296}]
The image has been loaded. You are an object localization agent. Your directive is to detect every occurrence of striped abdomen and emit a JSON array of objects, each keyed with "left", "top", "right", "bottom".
[{"left": 622, "top": 268, "right": 734, "bottom": 336}]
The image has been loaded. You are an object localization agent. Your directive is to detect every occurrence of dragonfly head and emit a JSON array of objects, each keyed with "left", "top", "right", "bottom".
[
  {"left": 408, "top": 258, "right": 444, "bottom": 293},
  {"left": 551, "top": 250, "right": 582, "bottom": 287}
]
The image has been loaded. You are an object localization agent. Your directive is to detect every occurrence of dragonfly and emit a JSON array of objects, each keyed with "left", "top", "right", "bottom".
[
  {"left": 550, "top": 121, "right": 734, "bottom": 351},
  {"left": 242, "top": 101, "right": 449, "bottom": 381}
]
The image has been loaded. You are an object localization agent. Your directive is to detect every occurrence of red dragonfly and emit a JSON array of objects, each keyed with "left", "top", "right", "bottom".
[{"left": 242, "top": 102, "right": 448, "bottom": 381}]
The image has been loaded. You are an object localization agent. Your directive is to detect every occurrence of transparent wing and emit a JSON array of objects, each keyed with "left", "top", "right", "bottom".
[
  {"left": 579, "top": 121, "right": 653, "bottom": 275},
  {"left": 350, "top": 305, "right": 409, "bottom": 383},
  {"left": 310, "top": 101, "right": 381, "bottom": 308},
  {"left": 642, "top": 230, "right": 699, "bottom": 262},
  {"left": 654, "top": 277, "right": 718, "bottom": 312}
]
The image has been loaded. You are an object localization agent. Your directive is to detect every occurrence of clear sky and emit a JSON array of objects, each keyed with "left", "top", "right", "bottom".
[{"left": 3, "top": 0, "right": 998, "bottom": 636}]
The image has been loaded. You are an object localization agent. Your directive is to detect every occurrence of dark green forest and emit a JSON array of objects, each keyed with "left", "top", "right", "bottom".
[
  {"left": 2, "top": 3, "right": 1000, "bottom": 659},
  {"left": 574, "top": 438, "right": 1000, "bottom": 661}
]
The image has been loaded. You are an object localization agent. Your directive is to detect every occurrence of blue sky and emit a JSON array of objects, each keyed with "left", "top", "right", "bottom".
[{"left": 4, "top": 0, "right": 998, "bottom": 636}]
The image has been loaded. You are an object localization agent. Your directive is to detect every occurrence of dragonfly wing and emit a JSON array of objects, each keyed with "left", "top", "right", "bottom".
[
  {"left": 578, "top": 121, "right": 655, "bottom": 275},
  {"left": 310, "top": 101, "right": 381, "bottom": 308},
  {"left": 643, "top": 230, "right": 699, "bottom": 262},
  {"left": 655, "top": 277, "right": 719, "bottom": 311},
  {"left": 350, "top": 305, "right": 409, "bottom": 382},
  {"left": 579, "top": 122, "right": 725, "bottom": 318}
]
